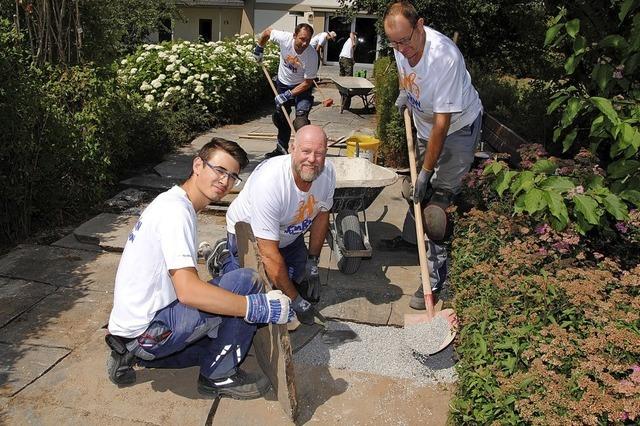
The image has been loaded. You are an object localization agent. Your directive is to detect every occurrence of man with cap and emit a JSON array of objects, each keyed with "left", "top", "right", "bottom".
[{"left": 310, "top": 30, "right": 337, "bottom": 67}]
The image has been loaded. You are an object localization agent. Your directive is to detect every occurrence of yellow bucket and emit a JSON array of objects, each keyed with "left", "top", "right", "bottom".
[{"left": 345, "top": 134, "right": 380, "bottom": 163}]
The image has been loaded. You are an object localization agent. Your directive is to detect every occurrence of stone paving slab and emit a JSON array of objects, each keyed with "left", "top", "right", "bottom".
[
  {"left": 212, "top": 364, "right": 452, "bottom": 425},
  {"left": 0, "top": 288, "right": 112, "bottom": 349},
  {"left": 6, "top": 330, "right": 212, "bottom": 425},
  {"left": 120, "top": 174, "right": 181, "bottom": 193},
  {"left": 0, "top": 342, "right": 70, "bottom": 397},
  {"left": 0, "top": 244, "right": 119, "bottom": 293},
  {"left": 0, "top": 278, "right": 56, "bottom": 329},
  {"left": 73, "top": 213, "right": 137, "bottom": 251},
  {"left": 153, "top": 154, "right": 192, "bottom": 180},
  {"left": 2, "top": 405, "right": 156, "bottom": 426},
  {"left": 51, "top": 233, "right": 104, "bottom": 253},
  {"left": 317, "top": 287, "right": 392, "bottom": 325}
]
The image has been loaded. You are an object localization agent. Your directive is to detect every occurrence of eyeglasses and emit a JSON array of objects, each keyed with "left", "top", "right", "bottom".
[
  {"left": 203, "top": 160, "right": 242, "bottom": 187},
  {"left": 389, "top": 25, "right": 416, "bottom": 48}
]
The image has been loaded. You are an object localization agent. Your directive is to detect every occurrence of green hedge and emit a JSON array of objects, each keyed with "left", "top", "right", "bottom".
[{"left": 448, "top": 169, "right": 640, "bottom": 424}]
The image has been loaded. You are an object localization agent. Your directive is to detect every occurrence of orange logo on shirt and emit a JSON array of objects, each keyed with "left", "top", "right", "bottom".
[
  {"left": 286, "top": 55, "right": 302, "bottom": 67},
  {"left": 400, "top": 71, "right": 420, "bottom": 98},
  {"left": 292, "top": 195, "right": 316, "bottom": 223}
]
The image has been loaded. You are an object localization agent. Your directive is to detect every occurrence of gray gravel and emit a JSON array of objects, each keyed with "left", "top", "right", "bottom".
[
  {"left": 403, "top": 315, "right": 451, "bottom": 355},
  {"left": 294, "top": 320, "right": 457, "bottom": 385}
]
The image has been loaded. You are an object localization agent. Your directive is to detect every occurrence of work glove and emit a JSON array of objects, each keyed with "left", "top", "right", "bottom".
[
  {"left": 304, "top": 255, "right": 321, "bottom": 303},
  {"left": 253, "top": 44, "right": 264, "bottom": 63},
  {"left": 395, "top": 89, "right": 408, "bottom": 114},
  {"left": 245, "top": 290, "right": 294, "bottom": 324},
  {"left": 275, "top": 90, "right": 293, "bottom": 108},
  {"left": 292, "top": 294, "right": 314, "bottom": 325},
  {"left": 413, "top": 168, "right": 434, "bottom": 203}
]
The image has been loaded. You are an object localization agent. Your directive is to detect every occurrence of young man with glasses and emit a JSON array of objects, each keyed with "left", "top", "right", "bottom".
[
  {"left": 106, "top": 138, "right": 294, "bottom": 399},
  {"left": 381, "top": 1, "right": 483, "bottom": 310},
  {"left": 206, "top": 125, "right": 335, "bottom": 326}
]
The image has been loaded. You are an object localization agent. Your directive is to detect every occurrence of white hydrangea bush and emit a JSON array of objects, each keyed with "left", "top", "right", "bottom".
[{"left": 117, "top": 34, "right": 279, "bottom": 119}]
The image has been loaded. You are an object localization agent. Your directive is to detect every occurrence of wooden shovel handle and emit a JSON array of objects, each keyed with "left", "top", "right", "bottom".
[
  {"left": 261, "top": 63, "right": 296, "bottom": 134},
  {"left": 403, "top": 108, "right": 436, "bottom": 318}
]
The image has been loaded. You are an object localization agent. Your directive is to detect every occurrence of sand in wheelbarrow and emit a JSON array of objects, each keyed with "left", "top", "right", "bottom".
[{"left": 403, "top": 315, "right": 451, "bottom": 356}]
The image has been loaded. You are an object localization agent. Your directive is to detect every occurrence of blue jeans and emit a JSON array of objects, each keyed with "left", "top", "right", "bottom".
[
  {"left": 221, "top": 232, "right": 308, "bottom": 284},
  {"left": 132, "top": 268, "right": 262, "bottom": 380},
  {"left": 273, "top": 79, "right": 313, "bottom": 151}
]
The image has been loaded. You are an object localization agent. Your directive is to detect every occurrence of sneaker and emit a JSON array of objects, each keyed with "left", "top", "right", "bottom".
[
  {"left": 105, "top": 334, "right": 137, "bottom": 385},
  {"left": 205, "top": 238, "right": 229, "bottom": 277},
  {"left": 379, "top": 236, "right": 417, "bottom": 252},
  {"left": 197, "top": 369, "right": 271, "bottom": 399},
  {"left": 264, "top": 145, "right": 286, "bottom": 159}
]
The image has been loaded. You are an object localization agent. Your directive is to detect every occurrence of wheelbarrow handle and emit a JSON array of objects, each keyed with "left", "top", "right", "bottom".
[{"left": 261, "top": 63, "right": 296, "bottom": 135}]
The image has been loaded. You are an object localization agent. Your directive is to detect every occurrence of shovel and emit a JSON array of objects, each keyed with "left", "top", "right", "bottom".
[
  {"left": 402, "top": 108, "right": 457, "bottom": 354},
  {"left": 312, "top": 80, "right": 334, "bottom": 107},
  {"left": 261, "top": 63, "right": 296, "bottom": 138}
]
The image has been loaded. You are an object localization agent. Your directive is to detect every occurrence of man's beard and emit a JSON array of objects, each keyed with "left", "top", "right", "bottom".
[{"left": 295, "top": 162, "right": 324, "bottom": 182}]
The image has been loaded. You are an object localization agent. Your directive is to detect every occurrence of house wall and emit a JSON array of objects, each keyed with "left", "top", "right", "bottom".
[{"left": 173, "top": 7, "right": 242, "bottom": 41}]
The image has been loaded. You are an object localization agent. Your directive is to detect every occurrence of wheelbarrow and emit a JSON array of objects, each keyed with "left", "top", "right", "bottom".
[
  {"left": 325, "top": 157, "right": 398, "bottom": 274},
  {"left": 331, "top": 76, "right": 375, "bottom": 114}
]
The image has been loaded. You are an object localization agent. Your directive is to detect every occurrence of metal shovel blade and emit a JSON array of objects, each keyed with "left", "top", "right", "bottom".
[{"left": 404, "top": 308, "right": 457, "bottom": 355}]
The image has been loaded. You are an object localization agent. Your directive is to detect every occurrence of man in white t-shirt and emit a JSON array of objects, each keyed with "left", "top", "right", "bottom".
[
  {"left": 381, "top": 1, "right": 483, "bottom": 310},
  {"left": 106, "top": 138, "right": 293, "bottom": 399},
  {"left": 310, "top": 30, "right": 336, "bottom": 67},
  {"left": 253, "top": 23, "right": 319, "bottom": 159},
  {"left": 338, "top": 32, "right": 357, "bottom": 76},
  {"left": 208, "top": 125, "right": 335, "bottom": 325}
]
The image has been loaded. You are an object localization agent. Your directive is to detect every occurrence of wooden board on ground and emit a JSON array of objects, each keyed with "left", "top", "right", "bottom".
[{"left": 234, "top": 222, "right": 298, "bottom": 421}]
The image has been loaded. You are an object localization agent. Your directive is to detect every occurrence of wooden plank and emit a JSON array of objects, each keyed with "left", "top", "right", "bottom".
[
  {"left": 481, "top": 113, "right": 526, "bottom": 166},
  {"left": 234, "top": 222, "right": 298, "bottom": 421}
]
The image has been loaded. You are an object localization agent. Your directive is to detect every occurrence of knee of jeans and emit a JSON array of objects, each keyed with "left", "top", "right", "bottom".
[{"left": 227, "top": 268, "right": 263, "bottom": 295}]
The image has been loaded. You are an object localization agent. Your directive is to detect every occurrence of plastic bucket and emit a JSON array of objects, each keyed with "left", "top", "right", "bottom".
[{"left": 345, "top": 134, "right": 380, "bottom": 162}]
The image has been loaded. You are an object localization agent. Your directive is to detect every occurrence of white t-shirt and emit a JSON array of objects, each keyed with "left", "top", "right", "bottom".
[
  {"left": 339, "top": 36, "right": 355, "bottom": 59},
  {"left": 226, "top": 155, "right": 335, "bottom": 248},
  {"left": 108, "top": 186, "right": 198, "bottom": 338},
  {"left": 393, "top": 26, "right": 482, "bottom": 139},
  {"left": 310, "top": 32, "right": 329, "bottom": 50},
  {"left": 270, "top": 29, "right": 318, "bottom": 85}
]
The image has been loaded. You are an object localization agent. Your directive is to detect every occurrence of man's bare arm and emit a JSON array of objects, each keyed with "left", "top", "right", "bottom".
[
  {"left": 308, "top": 211, "right": 329, "bottom": 256},
  {"left": 423, "top": 112, "right": 451, "bottom": 171},
  {"left": 256, "top": 237, "right": 299, "bottom": 299}
]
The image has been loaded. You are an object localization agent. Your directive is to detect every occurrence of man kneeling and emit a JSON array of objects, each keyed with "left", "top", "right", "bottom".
[{"left": 106, "top": 138, "right": 293, "bottom": 399}]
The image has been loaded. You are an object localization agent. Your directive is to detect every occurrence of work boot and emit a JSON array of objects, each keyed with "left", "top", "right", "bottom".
[
  {"left": 105, "top": 335, "right": 137, "bottom": 385},
  {"left": 264, "top": 145, "right": 286, "bottom": 159},
  {"left": 197, "top": 369, "right": 271, "bottom": 399},
  {"left": 204, "top": 238, "right": 229, "bottom": 277},
  {"left": 409, "top": 283, "right": 443, "bottom": 310}
]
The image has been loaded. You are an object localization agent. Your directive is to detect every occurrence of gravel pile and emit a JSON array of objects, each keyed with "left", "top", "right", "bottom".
[{"left": 294, "top": 320, "right": 457, "bottom": 385}]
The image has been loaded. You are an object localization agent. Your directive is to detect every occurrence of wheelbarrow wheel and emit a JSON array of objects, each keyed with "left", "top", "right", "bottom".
[{"left": 336, "top": 210, "right": 364, "bottom": 274}]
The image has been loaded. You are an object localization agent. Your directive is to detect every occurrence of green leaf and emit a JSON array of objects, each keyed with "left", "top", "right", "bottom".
[
  {"left": 524, "top": 188, "right": 547, "bottom": 214},
  {"left": 599, "top": 34, "right": 628, "bottom": 50},
  {"left": 602, "top": 193, "right": 628, "bottom": 220},
  {"left": 562, "top": 129, "right": 578, "bottom": 152},
  {"left": 619, "top": 0, "right": 639, "bottom": 21},
  {"left": 607, "top": 159, "right": 640, "bottom": 179},
  {"left": 591, "top": 64, "right": 613, "bottom": 93},
  {"left": 553, "top": 127, "right": 562, "bottom": 142},
  {"left": 510, "top": 171, "right": 536, "bottom": 198},
  {"left": 540, "top": 176, "right": 576, "bottom": 193},
  {"left": 543, "top": 190, "right": 569, "bottom": 229},
  {"left": 626, "top": 52, "right": 640, "bottom": 74},
  {"left": 561, "top": 97, "right": 583, "bottom": 127},
  {"left": 573, "top": 194, "right": 601, "bottom": 225},
  {"left": 494, "top": 170, "right": 518, "bottom": 196},
  {"left": 483, "top": 161, "right": 505, "bottom": 176},
  {"left": 547, "top": 95, "right": 569, "bottom": 114},
  {"left": 564, "top": 53, "right": 583, "bottom": 74},
  {"left": 544, "top": 23, "right": 564, "bottom": 46},
  {"left": 620, "top": 189, "right": 640, "bottom": 206},
  {"left": 566, "top": 19, "right": 580, "bottom": 38},
  {"left": 531, "top": 159, "right": 558, "bottom": 174},
  {"left": 573, "top": 35, "right": 587, "bottom": 53},
  {"left": 589, "top": 115, "right": 605, "bottom": 137},
  {"left": 589, "top": 97, "right": 620, "bottom": 123}
]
